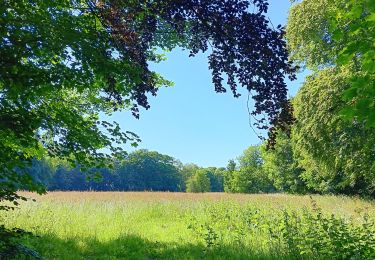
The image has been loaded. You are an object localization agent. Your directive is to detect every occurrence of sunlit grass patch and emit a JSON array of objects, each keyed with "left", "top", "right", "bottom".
[{"left": 1, "top": 192, "right": 374, "bottom": 259}]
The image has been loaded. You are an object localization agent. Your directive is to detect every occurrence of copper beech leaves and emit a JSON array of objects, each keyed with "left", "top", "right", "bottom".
[{"left": 90, "top": 0, "right": 297, "bottom": 130}]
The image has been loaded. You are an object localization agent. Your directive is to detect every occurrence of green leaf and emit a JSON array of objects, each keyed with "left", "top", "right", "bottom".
[
  {"left": 342, "top": 87, "right": 358, "bottom": 100},
  {"left": 332, "top": 30, "right": 343, "bottom": 41},
  {"left": 366, "top": 13, "right": 375, "bottom": 22},
  {"left": 348, "top": 4, "right": 363, "bottom": 19},
  {"left": 362, "top": 59, "right": 375, "bottom": 73},
  {"left": 366, "top": 110, "right": 375, "bottom": 127}
]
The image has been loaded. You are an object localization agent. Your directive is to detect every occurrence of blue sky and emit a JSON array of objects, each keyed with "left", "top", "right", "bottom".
[{"left": 109, "top": 1, "right": 308, "bottom": 167}]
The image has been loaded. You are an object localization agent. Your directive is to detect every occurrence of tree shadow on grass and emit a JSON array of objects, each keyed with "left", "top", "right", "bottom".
[{"left": 22, "top": 234, "right": 281, "bottom": 260}]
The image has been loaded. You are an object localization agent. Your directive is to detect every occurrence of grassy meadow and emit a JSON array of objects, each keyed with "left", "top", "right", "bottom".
[{"left": 1, "top": 192, "right": 375, "bottom": 259}]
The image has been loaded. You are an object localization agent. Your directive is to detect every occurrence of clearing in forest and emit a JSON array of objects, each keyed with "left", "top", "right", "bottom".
[{"left": 1, "top": 192, "right": 374, "bottom": 259}]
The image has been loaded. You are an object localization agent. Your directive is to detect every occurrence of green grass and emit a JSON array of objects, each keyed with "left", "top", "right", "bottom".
[{"left": 1, "top": 192, "right": 375, "bottom": 259}]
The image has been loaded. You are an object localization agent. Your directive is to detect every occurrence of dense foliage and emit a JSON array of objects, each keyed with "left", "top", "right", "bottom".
[
  {"left": 25, "top": 150, "right": 225, "bottom": 193},
  {"left": 224, "top": 146, "right": 274, "bottom": 193},
  {"left": 188, "top": 198, "right": 375, "bottom": 259},
  {"left": 1, "top": 0, "right": 374, "bottom": 256},
  {"left": 0, "top": 0, "right": 296, "bottom": 210},
  {"left": 0, "top": 1, "right": 298, "bottom": 254},
  {"left": 186, "top": 169, "right": 211, "bottom": 193},
  {"left": 287, "top": 0, "right": 374, "bottom": 126},
  {"left": 285, "top": 0, "right": 375, "bottom": 197},
  {"left": 293, "top": 68, "right": 375, "bottom": 196},
  {"left": 260, "top": 132, "right": 307, "bottom": 194}
]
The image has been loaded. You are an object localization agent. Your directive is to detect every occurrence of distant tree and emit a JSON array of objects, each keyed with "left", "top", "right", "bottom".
[
  {"left": 224, "top": 160, "right": 237, "bottom": 192},
  {"left": 26, "top": 151, "right": 185, "bottom": 192},
  {"left": 237, "top": 146, "right": 263, "bottom": 169},
  {"left": 227, "top": 160, "right": 237, "bottom": 173},
  {"left": 228, "top": 167, "right": 273, "bottom": 193},
  {"left": 186, "top": 169, "right": 211, "bottom": 193},
  {"left": 260, "top": 132, "right": 308, "bottom": 194},
  {"left": 179, "top": 164, "right": 201, "bottom": 191},
  {"left": 225, "top": 146, "right": 275, "bottom": 193},
  {"left": 117, "top": 150, "right": 181, "bottom": 191},
  {"left": 26, "top": 159, "right": 54, "bottom": 188},
  {"left": 203, "top": 167, "right": 224, "bottom": 192},
  {"left": 86, "top": 168, "right": 119, "bottom": 191},
  {"left": 48, "top": 166, "right": 72, "bottom": 191}
]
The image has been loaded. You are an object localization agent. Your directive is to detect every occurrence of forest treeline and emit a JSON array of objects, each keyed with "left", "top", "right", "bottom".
[
  {"left": 26, "top": 150, "right": 224, "bottom": 193},
  {"left": 19, "top": 0, "right": 375, "bottom": 198},
  {"left": 1, "top": 0, "right": 374, "bottom": 258},
  {"left": 26, "top": 128, "right": 374, "bottom": 196},
  {"left": 3, "top": 0, "right": 374, "bottom": 199}
]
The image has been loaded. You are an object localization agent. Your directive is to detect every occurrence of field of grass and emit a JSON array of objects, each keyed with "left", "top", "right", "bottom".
[{"left": 1, "top": 192, "right": 375, "bottom": 259}]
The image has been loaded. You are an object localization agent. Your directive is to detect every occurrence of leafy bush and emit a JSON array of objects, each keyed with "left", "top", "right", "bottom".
[
  {"left": 0, "top": 225, "right": 40, "bottom": 259},
  {"left": 274, "top": 199, "right": 375, "bottom": 259},
  {"left": 188, "top": 199, "right": 375, "bottom": 259}
]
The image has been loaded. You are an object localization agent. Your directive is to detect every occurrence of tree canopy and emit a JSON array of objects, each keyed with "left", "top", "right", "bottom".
[
  {"left": 0, "top": 0, "right": 296, "bottom": 207},
  {"left": 116, "top": 149, "right": 182, "bottom": 191},
  {"left": 2, "top": 0, "right": 375, "bottom": 257},
  {"left": 24, "top": 150, "right": 227, "bottom": 193},
  {"left": 286, "top": 0, "right": 374, "bottom": 196},
  {"left": 224, "top": 146, "right": 275, "bottom": 193},
  {"left": 286, "top": 0, "right": 374, "bottom": 126},
  {"left": 260, "top": 131, "right": 307, "bottom": 194},
  {"left": 186, "top": 169, "right": 211, "bottom": 193},
  {"left": 292, "top": 67, "right": 375, "bottom": 196}
]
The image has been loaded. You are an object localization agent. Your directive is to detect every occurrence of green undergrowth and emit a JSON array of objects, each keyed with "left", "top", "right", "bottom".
[{"left": 1, "top": 193, "right": 374, "bottom": 259}]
